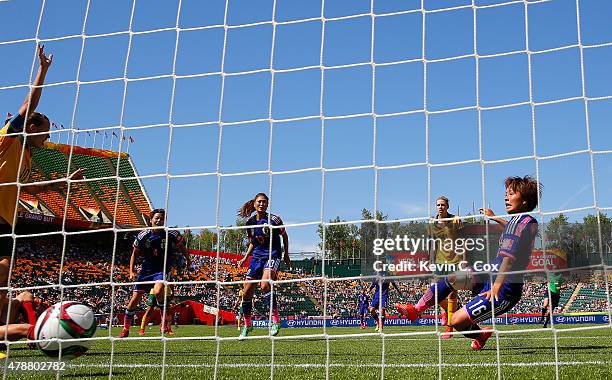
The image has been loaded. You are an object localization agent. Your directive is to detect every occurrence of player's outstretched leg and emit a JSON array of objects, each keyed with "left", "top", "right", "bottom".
[
  {"left": 397, "top": 277, "right": 455, "bottom": 321},
  {"left": 452, "top": 300, "right": 495, "bottom": 350}
]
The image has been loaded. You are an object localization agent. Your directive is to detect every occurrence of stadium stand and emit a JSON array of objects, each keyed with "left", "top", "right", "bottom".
[
  {"left": 20, "top": 142, "right": 151, "bottom": 227},
  {"left": 10, "top": 233, "right": 608, "bottom": 321}
]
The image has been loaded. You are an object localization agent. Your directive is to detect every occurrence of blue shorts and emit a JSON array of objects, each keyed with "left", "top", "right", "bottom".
[
  {"left": 246, "top": 257, "right": 281, "bottom": 280},
  {"left": 134, "top": 272, "right": 166, "bottom": 293},
  {"left": 359, "top": 305, "right": 369, "bottom": 315},
  {"left": 465, "top": 282, "right": 521, "bottom": 323},
  {"left": 370, "top": 293, "right": 388, "bottom": 310}
]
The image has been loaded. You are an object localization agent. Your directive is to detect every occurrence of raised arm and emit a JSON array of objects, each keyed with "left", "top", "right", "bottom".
[
  {"left": 479, "top": 208, "right": 507, "bottom": 226},
  {"left": 19, "top": 45, "right": 53, "bottom": 118}
]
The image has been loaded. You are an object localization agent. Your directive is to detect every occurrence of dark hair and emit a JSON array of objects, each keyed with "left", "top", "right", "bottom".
[
  {"left": 238, "top": 193, "right": 268, "bottom": 218},
  {"left": 504, "top": 176, "right": 542, "bottom": 212},
  {"left": 149, "top": 208, "right": 165, "bottom": 220},
  {"left": 27, "top": 112, "right": 49, "bottom": 129}
]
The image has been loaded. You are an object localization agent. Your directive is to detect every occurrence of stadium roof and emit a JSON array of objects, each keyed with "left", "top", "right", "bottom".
[{"left": 18, "top": 142, "right": 151, "bottom": 229}]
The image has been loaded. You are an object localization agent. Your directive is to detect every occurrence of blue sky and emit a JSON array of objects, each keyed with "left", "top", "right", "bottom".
[{"left": 1, "top": 0, "right": 611, "bottom": 253}]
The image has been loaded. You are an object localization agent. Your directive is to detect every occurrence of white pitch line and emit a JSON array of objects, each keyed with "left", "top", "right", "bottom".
[{"left": 65, "top": 361, "right": 612, "bottom": 369}]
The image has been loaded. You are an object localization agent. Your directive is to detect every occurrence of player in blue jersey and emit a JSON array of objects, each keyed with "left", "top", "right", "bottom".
[
  {"left": 357, "top": 288, "right": 370, "bottom": 329},
  {"left": 370, "top": 273, "right": 401, "bottom": 332},
  {"left": 398, "top": 176, "right": 541, "bottom": 350},
  {"left": 236, "top": 193, "right": 290, "bottom": 339},
  {"left": 118, "top": 209, "right": 190, "bottom": 338}
]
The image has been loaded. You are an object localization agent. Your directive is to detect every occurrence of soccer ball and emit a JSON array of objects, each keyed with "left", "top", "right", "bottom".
[{"left": 34, "top": 301, "right": 97, "bottom": 359}]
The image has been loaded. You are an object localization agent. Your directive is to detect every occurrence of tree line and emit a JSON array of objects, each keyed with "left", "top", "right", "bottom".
[{"left": 177, "top": 211, "right": 612, "bottom": 261}]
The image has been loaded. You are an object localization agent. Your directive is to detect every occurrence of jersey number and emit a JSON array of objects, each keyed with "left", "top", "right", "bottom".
[{"left": 469, "top": 299, "right": 488, "bottom": 317}]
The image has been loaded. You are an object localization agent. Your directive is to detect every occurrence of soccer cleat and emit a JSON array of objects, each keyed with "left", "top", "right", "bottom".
[
  {"left": 167, "top": 329, "right": 175, "bottom": 336},
  {"left": 440, "top": 326, "right": 453, "bottom": 340},
  {"left": 396, "top": 303, "right": 418, "bottom": 321},
  {"left": 139, "top": 329, "right": 145, "bottom": 336},
  {"left": 0, "top": 352, "right": 6, "bottom": 360},
  {"left": 118, "top": 328, "right": 130, "bottom": 338},
  {"left": 270, "top": 323, "right": 281, "bottom": 336},
  {"left": 471, "top": 327, "right": 493, "bottom": 350},
  {"left": 238, "top": 325, "right": 253, "bottom": 340},
  {"left": 374, "top": 325, "right": 380, "bottom": 332}
]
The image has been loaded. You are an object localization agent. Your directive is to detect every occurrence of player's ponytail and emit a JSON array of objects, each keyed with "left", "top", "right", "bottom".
[{"left": 237, "top": 193, "right": 268, "bottom": 218}]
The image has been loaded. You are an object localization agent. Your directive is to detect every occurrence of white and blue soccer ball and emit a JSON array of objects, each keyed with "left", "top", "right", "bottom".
[{"left": 34, "top": 301, "right": 97, "bottom": 359}]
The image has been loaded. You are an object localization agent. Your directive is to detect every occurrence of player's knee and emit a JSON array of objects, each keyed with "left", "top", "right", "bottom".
[{"left": 449, "top": 309, "right": 468, "bottom": 328}]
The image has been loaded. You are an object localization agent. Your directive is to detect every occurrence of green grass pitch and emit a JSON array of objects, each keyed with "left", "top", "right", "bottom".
[{"left": 2, "top": 324, "right": 611, "bottom": 379}]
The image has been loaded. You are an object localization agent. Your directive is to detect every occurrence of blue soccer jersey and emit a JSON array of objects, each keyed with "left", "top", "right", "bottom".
[
  {"left": 465, "top": 214, "right": 538, "bottom": 323},
  {"left": 369, "top": 279, "right": 397, "bottom": 296},
  {"left": 246, "top": 213, "right": 285, "bottom": 260},
  {"left": 492, "top": 214, "right": 538, "bottom": 285},
  {"left": 133, "top": 229, "right": 184, "bottom": 275},
  {"left": 358, "top": 293, "right": 369, "bottom": 308}
]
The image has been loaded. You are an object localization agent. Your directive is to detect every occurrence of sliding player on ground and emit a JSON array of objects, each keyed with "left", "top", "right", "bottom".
[
  {"left": 0, "top": 291, "right": 48, "bottom": 359},
  {"left": 398, "top": 176, "right": 540, "bottom": 350},
  {"left": 236, "top": 193, "right": 290, "bottom": 339}
]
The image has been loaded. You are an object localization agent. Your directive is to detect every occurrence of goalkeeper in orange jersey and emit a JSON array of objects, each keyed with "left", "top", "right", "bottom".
[
  {"left": 0, "top": 45, "right": 84, "bottom": 318},
  {"left": 398, "top": 176, "right": 541, "bottom": 350},
  {"left": 428, "top": 196, "right": 463, "bottom": 339}
]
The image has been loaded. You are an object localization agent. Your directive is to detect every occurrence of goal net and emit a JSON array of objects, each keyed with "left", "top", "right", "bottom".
[{"left": 0, "top": 0, "right": 610, "bottom": 378}]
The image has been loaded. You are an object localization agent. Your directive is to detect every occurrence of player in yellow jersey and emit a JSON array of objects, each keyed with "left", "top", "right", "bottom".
[
  {"left": 428, "top": 196, "right": 462, "bottom": 339},
  {"left": 0, "top": 45, "right": 84, "bottom": 319}
]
